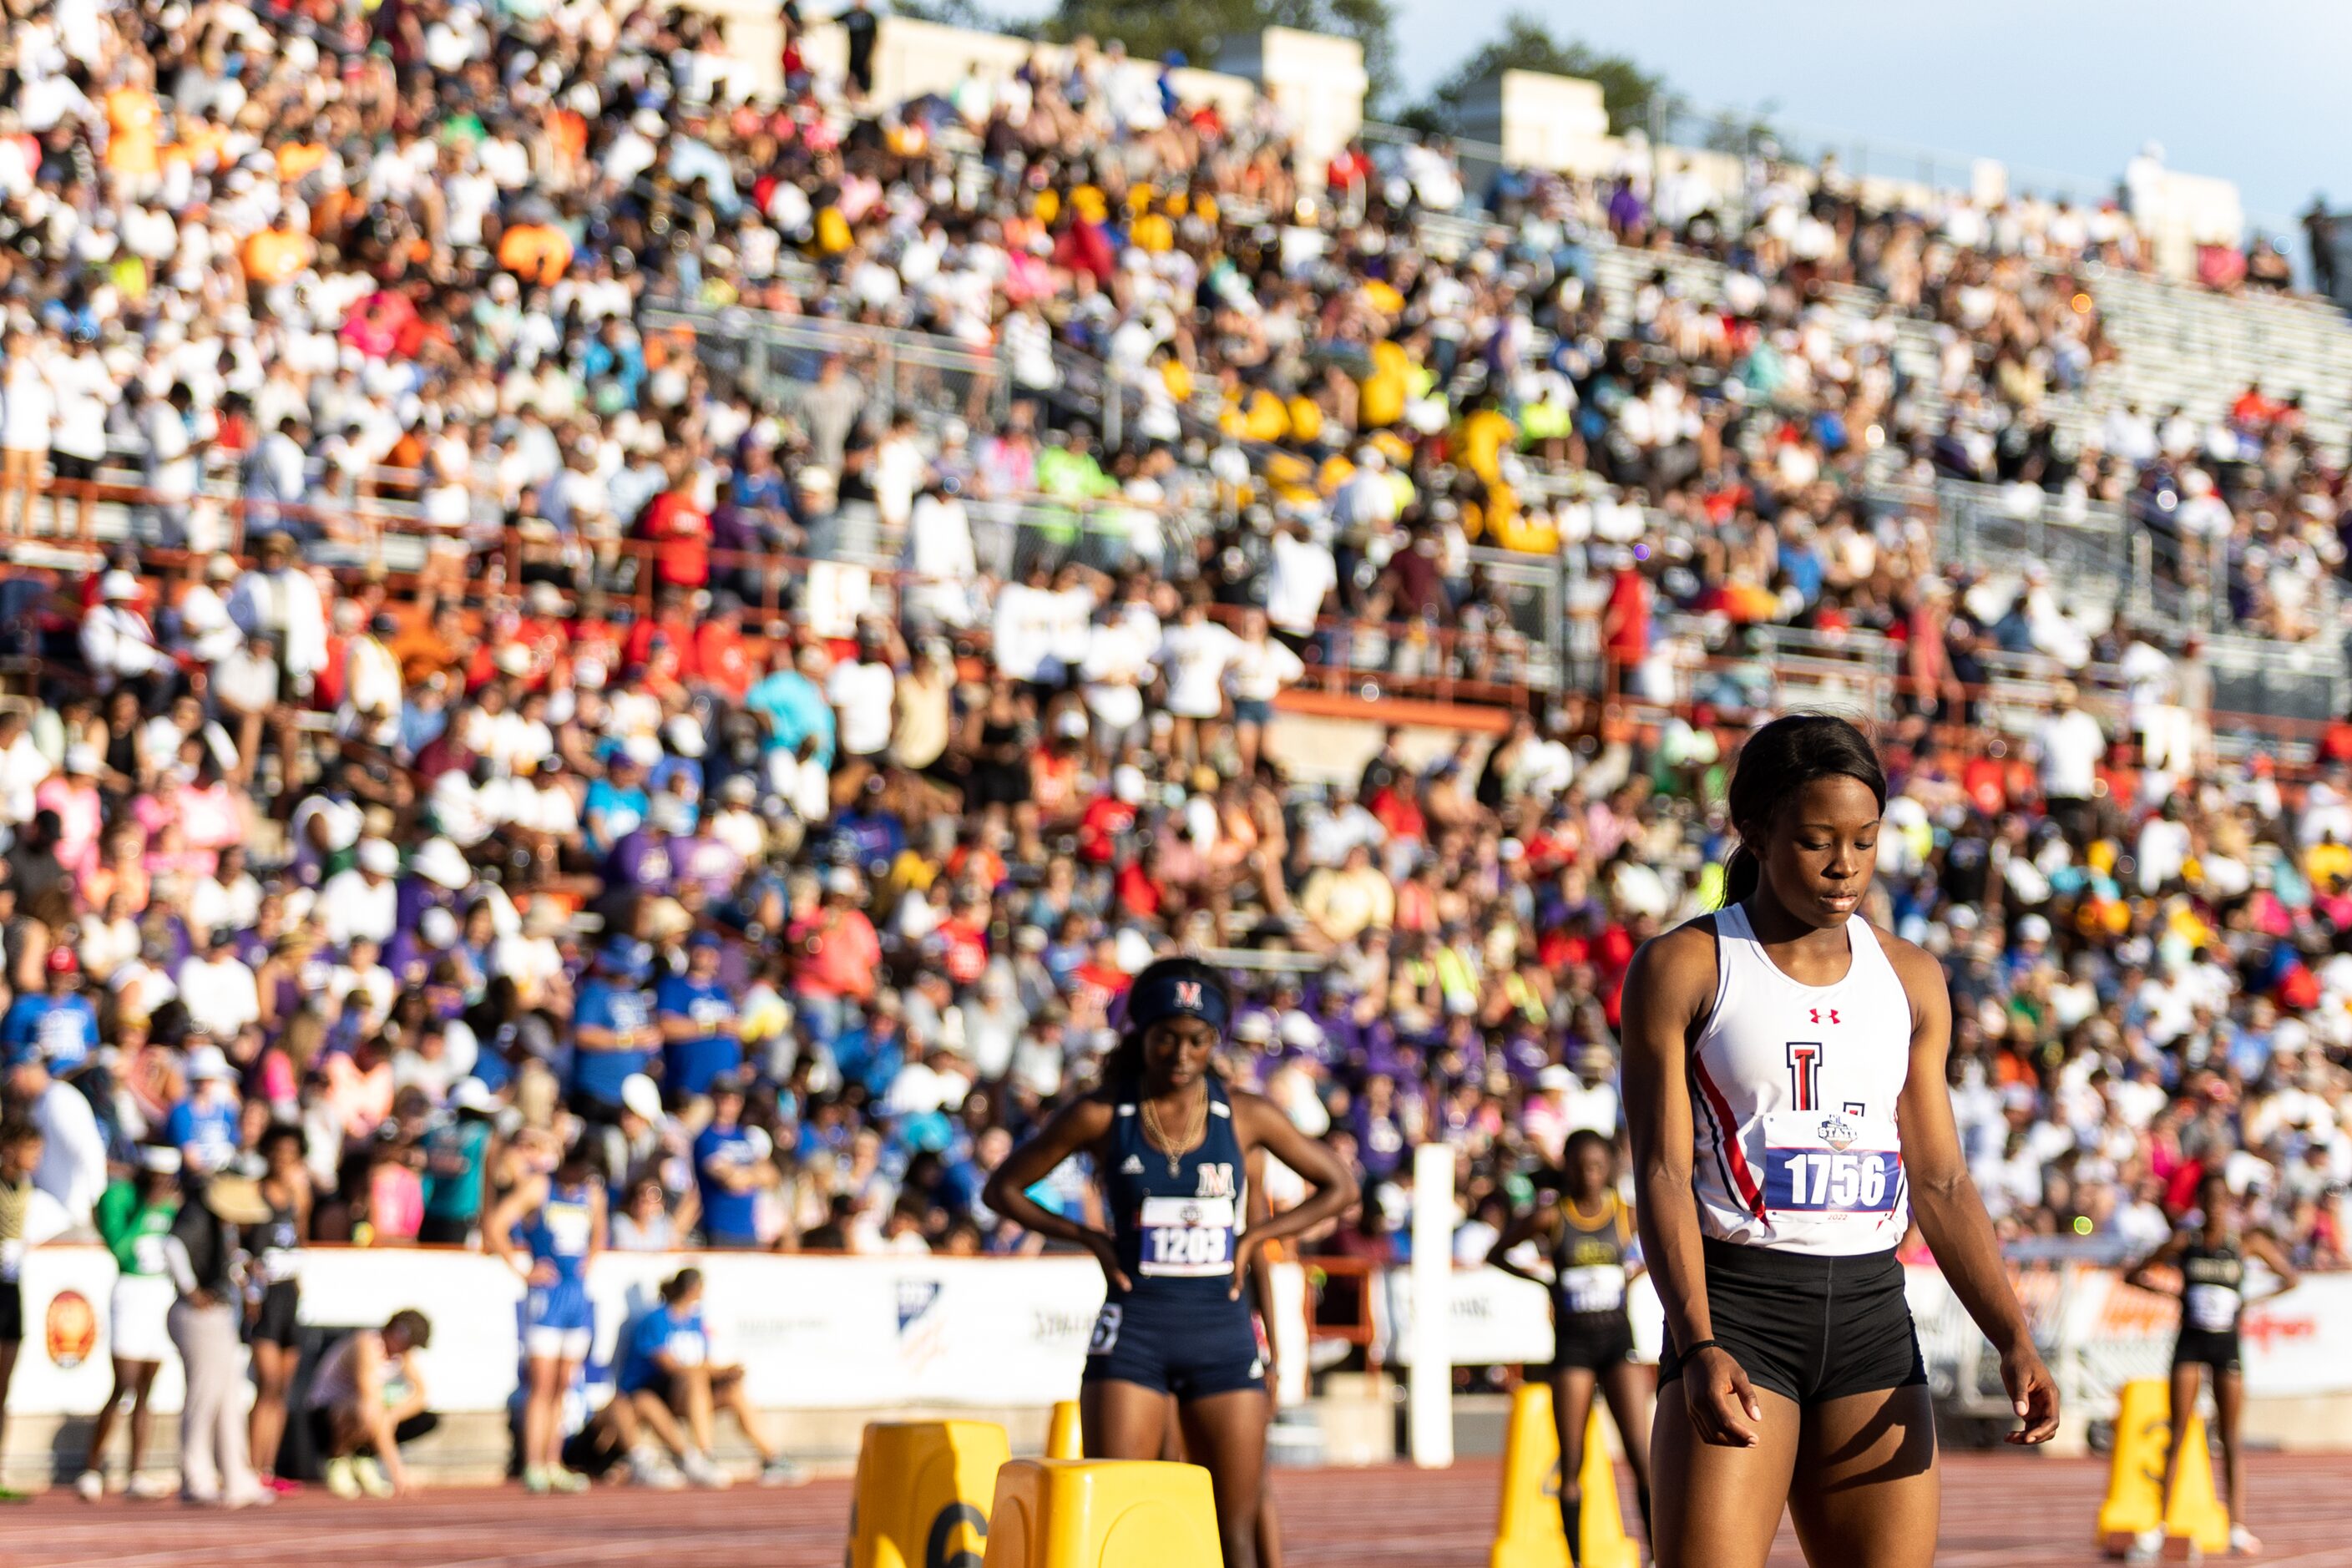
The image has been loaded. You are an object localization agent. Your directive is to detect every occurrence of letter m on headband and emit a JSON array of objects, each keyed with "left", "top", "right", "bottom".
[{"left": 1174, "top": 981, "right": 1202, "bottom": 1009}]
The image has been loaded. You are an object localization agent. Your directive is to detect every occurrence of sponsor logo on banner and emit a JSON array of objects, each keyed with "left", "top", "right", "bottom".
[{"left": 45, "top": 1289, "right": 96, "bottom": 1369}]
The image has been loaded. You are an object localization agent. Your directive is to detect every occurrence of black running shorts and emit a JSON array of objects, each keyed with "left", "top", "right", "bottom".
[
  {"left": 1657, "top": 1237, "right": 1925, "bottom": 1406},
  {"left": 2172, "top": 1328, "right": 2241, "bottom": 1373}
]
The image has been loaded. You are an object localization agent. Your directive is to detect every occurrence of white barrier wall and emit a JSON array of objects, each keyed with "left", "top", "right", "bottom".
[{"left": 17, "top": 1245, "right": 2346, "bottom": 1420}]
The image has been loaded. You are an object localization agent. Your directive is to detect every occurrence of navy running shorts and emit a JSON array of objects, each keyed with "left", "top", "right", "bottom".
[{"left": 1082, "top": 1293, "right": 1263, "bottom": 1400}]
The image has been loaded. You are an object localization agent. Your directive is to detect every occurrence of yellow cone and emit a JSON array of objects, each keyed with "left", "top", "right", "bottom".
[
  {"left": 2095, "top": 1378, "right": 2228, "bottom": 1556},
  {"left": 1490, "top": 1382, "right": 1639, "bottom": 1568},
  {"left": 983, "top": 1459, "right": 1222, "bottom": 1568},
  {"left": 848, "top": 1419, "right": 1009, "bottom": 1568},
  {"left": 1046, "top": 1401, "right": 1084, "bottom": 1461}
]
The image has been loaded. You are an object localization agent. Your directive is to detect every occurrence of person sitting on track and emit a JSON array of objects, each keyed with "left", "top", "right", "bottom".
[
  {"left": 984, "top": 955, "right": 1356, "bottom": 1568},
  {"left": 306, "top": 1308, "right": 435, "bottom": 1499},
  {"left": 615, "top": 1267, "right": 802, "bottom": 1488},
  {"left": 1621, "top": 715, "right": 2060, "bottom": 1568},
  {"left": 2122, "top": 1169, "right": 2300, "bottom": 1561},
  {"left": 1486, "top": 1127, "right": 1654, "bottom": 1560}
]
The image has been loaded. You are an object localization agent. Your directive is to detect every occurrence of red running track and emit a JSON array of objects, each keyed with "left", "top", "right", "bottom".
[{"left": 2, "top": 1454, "right": 2349, "bottom": 1566}]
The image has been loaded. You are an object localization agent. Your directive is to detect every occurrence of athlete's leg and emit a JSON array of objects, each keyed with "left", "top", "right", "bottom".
[
  {"left": 1599, "top": 1359, "right": 1657, "bottom": 1545},
  {"left": 1176, "top": 1388, "right": 1270, "bottom": 1568},
  {"left": 1783, "top": 1384, "right": 1939, "bottom": 1568},
  {"left": 714, "top": 1373, "right": 778, "bottom": 1464},
  {"left": 83, "top": 1359, "right": 133, "bottom": 1476},
  {"left": 523, "top": 1355, "right": 564, "bottom": 1473},
  {"left": 1649, "top": 1384, "right": 1801, "bottom": 1568},
  {"left": 2157, "top": 1360, "right": 2203, "bottom": 1518},
  {"left": 676, "top": 1367, "right": 717, "bottom": 1454},
  {"left": 248, "top": 1339, "right": 292, "bottom": 1479},
  {"left": 1551, "top": 1366, "right": 1599, "bottom": 1560},
  {"left": 126, "top": 1362, "right": 159, "bottom": 1475},
  {"left": 2215, "top": 1364, "right": 2247, "bottom": 1529},
  {"left": 1080, "top": 1378, "right": 1176, "bottom": 1459},
  {"left": 630, "top": 1389, "right": 692, "bottom": 1457},
  {"left": 1160, "top": 1392, "right": 1186, "bottom": 1460}
]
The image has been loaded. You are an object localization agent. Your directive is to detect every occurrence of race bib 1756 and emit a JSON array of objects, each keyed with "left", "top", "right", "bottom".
[{"left": 1761, "top": 1111, "right": 1901, "bottom": 1216}]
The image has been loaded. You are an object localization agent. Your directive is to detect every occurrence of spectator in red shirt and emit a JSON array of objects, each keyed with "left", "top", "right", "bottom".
[{"left": 637, "top": 456, "right": 712, "bottom": 590}]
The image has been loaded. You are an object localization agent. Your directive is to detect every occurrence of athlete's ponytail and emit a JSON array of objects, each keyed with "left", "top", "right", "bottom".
[{"left": 1718, "top": 713, "right": 1887, "bottom": 909}]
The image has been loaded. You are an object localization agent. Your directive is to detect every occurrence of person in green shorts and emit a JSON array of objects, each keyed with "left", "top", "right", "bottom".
[{"left": 73, "top": 1146, "right": 183, "bottom": 1500}]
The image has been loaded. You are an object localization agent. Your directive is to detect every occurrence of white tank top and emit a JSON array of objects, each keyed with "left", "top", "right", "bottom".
[{"left": 1688, "top": 904, "right": 1914, "bottom": 1257}]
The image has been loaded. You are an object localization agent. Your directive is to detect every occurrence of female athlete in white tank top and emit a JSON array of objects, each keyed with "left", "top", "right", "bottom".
[{"left": 1621, "top": 715, "right": 2058, "bottom": 1568}]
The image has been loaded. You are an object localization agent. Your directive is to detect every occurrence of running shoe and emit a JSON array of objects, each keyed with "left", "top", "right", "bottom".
[
  {"left": 630, "top": 1449, "right": 685, "bottom": 1490},
  {"left": 0, "top": 1488, "right": 29, "bottom": 1504},
  {"left": 73, "top": 1470, "right": 104, "bottom": 1502},
  {"left": 758, "top": 1456, "right": 808, "bottom": 1487},
  {"left": 353, "top": 1457, "right": 395, "bottom": 1499},
  {"left": 548, "top": 1466, "right": 591, "bottom": 1495},
  {"left": 266, "top": 1474, "right": 302, "bottom": 1495},
  {"left": 522, "top": 1466, "right": 552, "bottom": 1495},
  {"left": 324, "top": 1457, "right": 362, "bottom": 1500},
  {"left": 680, "top": 1450, "right": 731, "bottom": 1490},
  {"left": 2229, "top": 1525, "right": 2262, "bottom": 1555},
  {"left": 126, "top": 1474, "right": 175, "bottom": 1500}
]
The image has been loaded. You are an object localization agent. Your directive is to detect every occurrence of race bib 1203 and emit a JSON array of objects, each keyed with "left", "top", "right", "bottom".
[{"left": 1137, "top": 1195, "right": 1235, "bottom": 1278}]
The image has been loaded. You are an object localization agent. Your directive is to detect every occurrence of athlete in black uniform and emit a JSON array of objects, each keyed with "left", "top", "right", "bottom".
[
  {"left": 1488, "top": 1129, "right": 1653, "bottom": 1562},
  {"left": 2122, "top": 1171, "right": 2299, "bottom": 1560},
  {"left": 985, "top": 958, "right": 1355, "bottom": 1568}
]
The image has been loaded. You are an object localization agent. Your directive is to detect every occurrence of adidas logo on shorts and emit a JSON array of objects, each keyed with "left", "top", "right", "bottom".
[{"left": 1120, "top": 1156, "right": 1146, "bottom": 1174}]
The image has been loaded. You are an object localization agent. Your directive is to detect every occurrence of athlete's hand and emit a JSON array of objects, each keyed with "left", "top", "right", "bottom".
[
  {"left": 1081, "top": 1230, "right": 1133, "bottom": 1294},
  {"left": 1228, "top": 1232, "right": 1262, "bottom": 1301},
  {"left": 1685, "top": 1345, "right": 1763, "bottom": 1448},
  {"left": 2000, "top": 1340, "right": 2061, "bottom": 1444}
]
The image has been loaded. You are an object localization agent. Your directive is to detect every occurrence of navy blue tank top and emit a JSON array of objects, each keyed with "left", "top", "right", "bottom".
[{"left": 1106, "top": 1077, "right": 1247, "bottom": 1302}]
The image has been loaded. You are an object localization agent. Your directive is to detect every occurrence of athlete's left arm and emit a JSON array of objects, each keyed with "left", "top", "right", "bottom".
[
  {"left": 2244, "top": 1231, "right": 2303, "bottom": 1297},
  {"left": 1231, "top": 1090, "right": 1359, "bottom": 1302},
  {"left": 1887, "top": 934, "right": 2061, "bottom": 1445}
]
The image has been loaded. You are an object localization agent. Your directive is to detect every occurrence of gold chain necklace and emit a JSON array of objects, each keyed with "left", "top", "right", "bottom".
[{"left": 1141, "top": 1091, "right": 1206, "bottom": 1181}]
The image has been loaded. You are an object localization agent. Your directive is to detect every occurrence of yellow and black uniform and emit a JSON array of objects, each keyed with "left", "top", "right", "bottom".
[
  {"left": 1547, "top": 1191, "right": 1637, "bottom": 1373},
  {"left": 2174, "top": 1236, "right": 2247, "bottom": 1372}
]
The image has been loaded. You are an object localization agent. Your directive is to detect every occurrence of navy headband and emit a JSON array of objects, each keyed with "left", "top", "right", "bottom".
[{"left": 1126, "top": 970, "right": 1231, "bottom": 1036}]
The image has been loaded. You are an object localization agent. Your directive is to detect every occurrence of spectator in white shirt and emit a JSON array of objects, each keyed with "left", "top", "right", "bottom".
[
  {"left": 2033, "top": 684, "right": 2107, "bottom": 847},
  {"left": 1265, "top": 517, "right": 1338, "bottom": 646},
  {"left": 1225, "top": 609, "right": 1305, "bottom": 775},
  {"left": 826, "top": 625, "right": 898, "bottom": 761},
  {"left": 80, "top": 572, "right": 175, "bottom": 696},
  {"left": 0, "top": 707, "right": 50, "bottom": 828},
  {"left": 13, "top": 1050, "right": 104, "bottom": 1230},
  {"left": 1152, "top": 596, "right": 1242, "bottom": 766},
  {"left": 322, "top": 837, "right": 400, "bottom": 947},
  {"left": 902, "top": 478, "right": 978, "bottom": 630},
  {"left": 1, "top": 329, "right": 56, "bottom": 536},
  {"left": 176, "top": 926, "right": 260, "bottom": 1041},
  {"left": 225, "top": 534, "right": 328, "bottom": 698}
]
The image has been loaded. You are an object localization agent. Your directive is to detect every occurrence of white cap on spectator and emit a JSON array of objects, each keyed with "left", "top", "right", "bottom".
[
  {"left": 99, "top": 571, "right": 141, "bottom": 601},
  {"left": 665, "top": 715, "right": 706, "bottom": 758},
  {"left": 1233, "top": 1014, "right": 1274, "bottom": 1044},
  {"left": 139, "top": 1145, "right": 183, "bottom": 1174},
  {"left": 620, "top": 1074, "right": 663, "bottom": 1123},
  {"left": 186, "top": 1044, "right": 235, "bottom": 1081},
  {"left": 451, "top": 1079, "right": 501, "bottom": 1115},
  {"left": 2017, "top": 913, "right": 2052, "bottom": 943},
  {"left": 63, "top": 746, "right": 99, "bottom": 775},
  {"left": 419, "top": 906, "right": 459, "bottom": 948},
  {"left": 357, "top": 837, "right": 398, "bottom": 875},
  {"left": 1536, "top": 1065, "right": 1575, "bottom": 1093},
  {"left": 412, "top": 837, "right": 472, "bottom": 890}
]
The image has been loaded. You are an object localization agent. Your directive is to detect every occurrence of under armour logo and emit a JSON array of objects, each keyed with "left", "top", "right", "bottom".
[
  {"left": 1808, "top": 1009, "right": 1840, "bottom": 1025},
  {"left": 1174, "top": 981, "right": 1202, "bottom": 1009}
]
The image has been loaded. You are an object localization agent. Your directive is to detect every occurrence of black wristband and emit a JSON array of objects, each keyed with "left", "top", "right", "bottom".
[{"left": 1682, "top": 1338, "right": 1724, "bottom": 1358}]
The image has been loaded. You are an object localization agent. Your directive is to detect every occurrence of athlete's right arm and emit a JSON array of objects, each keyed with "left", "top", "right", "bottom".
[
  {"left": 2121, "top": 1229, "right": 2186, "bottom": 1295},
  {"left": 1483, "top": 1200, "right": 1555, "bottom": 1288},
  {"left": 1621, "top": 923, "right": 1763, "bottom": 1448},
  {"left": 982, "top": 1095, "right": 1127, "bottom": 1291},
  {"left": 482, "top": 1175, "right": 545, "bottom": 1278}
]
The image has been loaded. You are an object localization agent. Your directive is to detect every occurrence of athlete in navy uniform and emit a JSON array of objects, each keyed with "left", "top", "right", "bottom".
[
  {"left": 1621, "top": 716, "right": 2059, "bottom": 1568},
  {"left": 487, "top": 1141, "right": 605, "bottom": 1495},
  {"left": 986, "top": 957, "right": 1354, "bottom": 1568}
]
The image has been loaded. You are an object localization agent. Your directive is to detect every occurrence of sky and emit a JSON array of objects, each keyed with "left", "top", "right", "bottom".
[{"left": 1385, "top": 0, "right": 2344, "bottom": 237}]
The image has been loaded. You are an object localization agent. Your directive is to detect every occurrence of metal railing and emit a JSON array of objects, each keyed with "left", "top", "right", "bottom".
[{"left": 642, "top": 301, "right": 1013, "bottom": 433}]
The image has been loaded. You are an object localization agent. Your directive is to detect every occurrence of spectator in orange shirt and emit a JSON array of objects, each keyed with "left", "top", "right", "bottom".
[
  {"left": 497, "top": 221, "right": 573, "bottom": 286},
  {"left": 241, "top": 213, "right": 316, "bottom": 290}
]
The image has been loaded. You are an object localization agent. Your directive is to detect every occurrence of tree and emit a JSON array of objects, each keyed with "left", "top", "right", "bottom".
[
  {"left": 1034, "top": 0, "right": 1400, "bottom": 109},
  {"left": 1417, "top": 13, "right": 1667, "bottom": 136}
]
